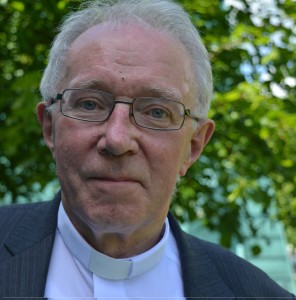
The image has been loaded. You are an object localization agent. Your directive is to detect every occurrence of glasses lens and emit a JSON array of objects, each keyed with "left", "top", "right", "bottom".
[
  {"left": 61, "top": 89, "right": 113, "bottom": 121},
  {"left": 133, "top": 97, "right": 184, "bottom": 130}
]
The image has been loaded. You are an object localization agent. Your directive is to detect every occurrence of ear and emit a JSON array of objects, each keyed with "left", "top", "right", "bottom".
[
  {"left": 36, "top": 102, "right": 56, "bottom": 159},
  {"left": 179, "top": 119, "right": 215, "bottom": 176}
]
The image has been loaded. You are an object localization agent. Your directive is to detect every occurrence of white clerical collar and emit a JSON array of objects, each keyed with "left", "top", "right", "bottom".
[{"left": 58, "top": 202, "right": 170, "bottom": 281}]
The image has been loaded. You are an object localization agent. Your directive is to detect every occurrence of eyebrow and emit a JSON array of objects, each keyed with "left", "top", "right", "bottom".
[
  {"left": 147, "top": 87, "right": 182, "bottom": 102},
  {"left": 70, "top": 80, "right": 181, "bottom": 102},
  {"left": 71, "top": 80, "right": 108, "bottom": 90}
]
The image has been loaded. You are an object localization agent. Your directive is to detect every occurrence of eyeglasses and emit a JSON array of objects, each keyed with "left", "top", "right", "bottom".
[{"left": 50, "top": 88, "right": 200, "bottom": 131}]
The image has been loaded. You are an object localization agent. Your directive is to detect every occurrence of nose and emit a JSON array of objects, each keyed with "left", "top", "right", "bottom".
[{"left": 97, "top": 103, "right": 139, "bottom": 156}]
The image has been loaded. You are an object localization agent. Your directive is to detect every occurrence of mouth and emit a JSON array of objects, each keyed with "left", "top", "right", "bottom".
[
  {"left": 88, "top": 176, "right": 141, "bottom": 186},
  {"left": 97, "top": 177, "right": 138, "bottom": 182}
]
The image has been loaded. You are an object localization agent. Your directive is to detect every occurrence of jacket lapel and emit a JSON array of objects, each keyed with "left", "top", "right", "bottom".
[
  {"left": 1, "top": 195, "right": 232, "bottom": 298},
  {"left": 0, "top": 194, "right": 60, "bottom": 297},
  {"left": 168, "top": 213, "right": 235, "bottom": 299}
]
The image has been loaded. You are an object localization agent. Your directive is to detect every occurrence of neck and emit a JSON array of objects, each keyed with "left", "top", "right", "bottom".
[
  {"left": 85, "top": 229, "right": 164, "bottom": 258},
  {"left": 63, "top": 202, "right": 165, "bottom": 258}
]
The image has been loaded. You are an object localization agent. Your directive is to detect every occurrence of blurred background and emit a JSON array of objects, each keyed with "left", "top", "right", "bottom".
[{"left": 0, "top": 0, "right": 295, "bottom": 292}]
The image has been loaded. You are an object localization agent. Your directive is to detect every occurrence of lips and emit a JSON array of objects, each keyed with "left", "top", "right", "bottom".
[
  {"left": 87, "top": 176, "right": 142, "bottom": 187},
  {"left": 84, "top": 165, "right": 145, "bottom": 187},
  {"left": 94, "top": 177, "right": 138, "bottom": 183}
]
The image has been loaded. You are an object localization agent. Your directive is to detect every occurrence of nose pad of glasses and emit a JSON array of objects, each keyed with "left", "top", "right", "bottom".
[
  {"left": 106, "top": 100, "right": 134, "bottom": 126},
  {"left": 129, "top": 108, "right": 134, "bottom": 118},
  {"left": 112, "top": 99, "right": 134, "bottom": 117}
]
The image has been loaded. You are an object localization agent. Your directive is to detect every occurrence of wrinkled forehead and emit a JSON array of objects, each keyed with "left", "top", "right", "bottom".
[
  {"left": 61, "top": 21, "right": 196, "bottom": 104},
  {"left": 68, "top": 21, "right": 193, "bottom": 67},
  {"left": 70, "top": 20, "right": 181, "bottom": 49}
]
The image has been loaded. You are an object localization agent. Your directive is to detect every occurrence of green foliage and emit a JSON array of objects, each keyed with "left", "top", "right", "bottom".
[
  {"left": 0, "top": 0, "right": 295, "bottom": 247},
  {"left": 0, "top": 0, "right": 81, "bottom": 202},
  {"left": 172, "top": 0, "right": 296, "bottom": 247}
]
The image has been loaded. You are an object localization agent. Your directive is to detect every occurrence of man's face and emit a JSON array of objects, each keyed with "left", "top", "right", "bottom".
[{"left": 38, "top": 22, "right": 214, "bottom": 251}]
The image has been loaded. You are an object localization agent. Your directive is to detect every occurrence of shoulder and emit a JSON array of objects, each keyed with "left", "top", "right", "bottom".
[
  {"left": 192, "top": 234, "right": 294, "bottom": 296},
  {"left": 0, "top": 201, "right": 47, "bottom": 224},
  {"left": 0, "top": 191, "right": 61, "bottom": 219},
  {"left": 0, "top": 197, "right": 60, "bottom": 246},
  {"left": 189, "top": 234, "right": 288, "bottom": 292},
  {"left": 169, "top": 213, "right": 295, "bottom": 297},
  {"left": 0, "top": 200, "right": 54, "bottom": 220}
]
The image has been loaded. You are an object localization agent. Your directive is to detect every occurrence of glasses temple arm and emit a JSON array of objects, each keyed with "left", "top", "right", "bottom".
[{"left": 184, "top": 108, "right": 202, "bottom": 123}]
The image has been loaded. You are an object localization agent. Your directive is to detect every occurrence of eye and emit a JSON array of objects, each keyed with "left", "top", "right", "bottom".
[
  {"left": 149, "top": 108, "right": 169, "bottom": 119},
  {"left": 80, "top": 100, "right": 97, "bottom": 110}
]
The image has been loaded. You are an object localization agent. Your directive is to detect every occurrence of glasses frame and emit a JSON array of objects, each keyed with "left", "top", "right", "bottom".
[{"left": 50, "top": 88, "right": 200, "bottom": 131}]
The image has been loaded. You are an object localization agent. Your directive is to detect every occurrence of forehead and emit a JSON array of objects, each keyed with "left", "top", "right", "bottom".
[
  {"left": 62, "top": 22, "right": 195, "bottom": 100},
  {"left": 69, "top": 21, "right": 189, "bottom": 60}
]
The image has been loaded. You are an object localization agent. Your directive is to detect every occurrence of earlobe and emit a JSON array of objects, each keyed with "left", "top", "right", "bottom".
[
  {"left": 36, "top": 102, "right": 55, "bottom": 158},
  {"left": 179, "top": 119, "right": 215, "bottom": 176}
]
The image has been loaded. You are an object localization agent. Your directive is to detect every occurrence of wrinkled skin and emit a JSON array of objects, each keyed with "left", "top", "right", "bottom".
[{"left": 37, "top": 22, "right": 214, "bottom": 258}]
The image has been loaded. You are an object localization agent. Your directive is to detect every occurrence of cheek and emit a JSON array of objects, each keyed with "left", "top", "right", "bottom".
[
  {"left": 147, "top": 136, "right": 187, "bottom": 183},
  {"left": 53, "top": 120, "right": 95, "bottom": 168}
]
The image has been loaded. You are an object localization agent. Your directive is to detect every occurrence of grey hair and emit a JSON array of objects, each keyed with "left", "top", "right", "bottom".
[{"left": 40, "top": 0, "right": 212, "bottom": 116}]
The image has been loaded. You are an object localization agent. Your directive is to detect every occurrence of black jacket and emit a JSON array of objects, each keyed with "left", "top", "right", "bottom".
[{"left": 0, "top": 192, "right": 295, "bottom": 299}]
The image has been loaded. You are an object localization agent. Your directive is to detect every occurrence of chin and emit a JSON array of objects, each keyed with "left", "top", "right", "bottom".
[{"left": 83, "top": 205, "right": 143, "bottom": 232}]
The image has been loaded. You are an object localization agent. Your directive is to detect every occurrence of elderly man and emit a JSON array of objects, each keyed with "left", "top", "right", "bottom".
[{"left": 0, "top": 0, "right": 295, "bottom": 298}]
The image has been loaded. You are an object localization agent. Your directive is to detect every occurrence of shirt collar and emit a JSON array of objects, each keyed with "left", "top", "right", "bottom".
[{"left": 58, "top": 202, "right": 170, "bottom": 280}]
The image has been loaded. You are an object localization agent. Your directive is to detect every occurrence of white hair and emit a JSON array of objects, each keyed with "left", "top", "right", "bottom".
[{"left": 40, "top": 0, "right": 213, "bottom": 116}]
